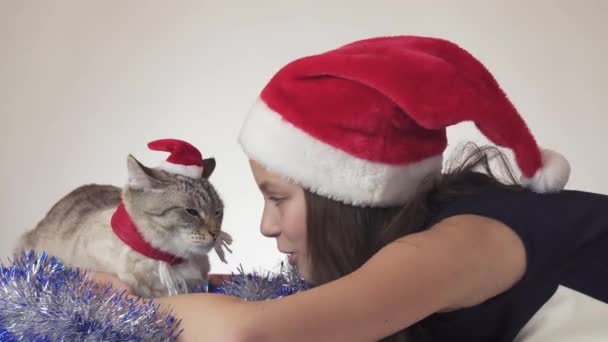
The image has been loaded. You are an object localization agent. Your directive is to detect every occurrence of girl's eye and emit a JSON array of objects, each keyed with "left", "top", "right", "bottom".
[
  {"left": 269, "top": 197, "right": 285, "bottom": 204},
  {"left": 185, "top": 208, "right": 200, "bottom": 217}
]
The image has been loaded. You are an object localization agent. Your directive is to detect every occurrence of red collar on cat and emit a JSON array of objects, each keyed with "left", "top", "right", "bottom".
[{"left": 111, "top": 202, "right": 184, "bottom": 265}]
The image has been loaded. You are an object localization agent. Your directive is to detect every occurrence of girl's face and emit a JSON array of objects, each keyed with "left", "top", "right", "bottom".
[{"left": 249, "top": 160, "right": 311, "bottom": 280}]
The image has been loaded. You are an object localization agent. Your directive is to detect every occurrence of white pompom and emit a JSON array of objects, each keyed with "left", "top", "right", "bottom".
[{"left": 520, "top": 149, "right": 570, "bottom": 193}]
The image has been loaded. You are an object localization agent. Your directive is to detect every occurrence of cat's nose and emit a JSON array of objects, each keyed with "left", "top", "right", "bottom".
[{"left": 208, "top": 228, "right": 219, "bottom": 239}]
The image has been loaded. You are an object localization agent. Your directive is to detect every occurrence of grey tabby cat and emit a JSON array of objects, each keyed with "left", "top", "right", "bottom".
[{"left": 14, "top": 153, "right": 232, "bottom": 298}]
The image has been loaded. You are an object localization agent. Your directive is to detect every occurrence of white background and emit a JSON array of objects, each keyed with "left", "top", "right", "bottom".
[{"left": 1, "top": 1, "right": 606, "bottom": 273}]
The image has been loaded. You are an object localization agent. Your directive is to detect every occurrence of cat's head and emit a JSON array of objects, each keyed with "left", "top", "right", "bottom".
[{"left": 121, "top": 155, "right": 224, "bottom": 259}]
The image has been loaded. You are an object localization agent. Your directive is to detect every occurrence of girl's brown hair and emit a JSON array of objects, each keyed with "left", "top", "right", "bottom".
[{"left": 304, "top": 143, "right": 523, "bottom": 341}]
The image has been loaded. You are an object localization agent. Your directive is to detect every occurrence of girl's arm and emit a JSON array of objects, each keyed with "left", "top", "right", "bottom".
[{"left": 154, "top": 214, "right": 526, "bottom": 342}]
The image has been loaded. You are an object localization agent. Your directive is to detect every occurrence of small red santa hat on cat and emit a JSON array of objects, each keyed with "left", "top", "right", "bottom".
[{"left": 148, "top": 139, "right": 205, "bottom": 179}]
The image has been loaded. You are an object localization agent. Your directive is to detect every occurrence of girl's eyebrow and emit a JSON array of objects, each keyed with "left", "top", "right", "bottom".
[
  {"left": 258, "top": 181, "right": 274, "bottom": 193},
  {"left": 259, "top": 181, "right": 287, "bottom": 195}
]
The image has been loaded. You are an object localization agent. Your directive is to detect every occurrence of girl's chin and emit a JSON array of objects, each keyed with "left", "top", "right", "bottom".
[
  {"left": 287, "top": 253, "right": 298, "bottom": 265},
  {"left": 284, "top": 254, "right": 312, "bottom": 283}
]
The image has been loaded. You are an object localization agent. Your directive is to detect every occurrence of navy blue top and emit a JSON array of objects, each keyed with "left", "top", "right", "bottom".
[{"left": 421, "top": 189, "right": 608, "bottom": 341}]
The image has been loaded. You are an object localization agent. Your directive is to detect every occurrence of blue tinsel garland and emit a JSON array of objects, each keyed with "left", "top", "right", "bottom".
[{"left": 0, "top": 251, "right": 310, "bottom": 341}]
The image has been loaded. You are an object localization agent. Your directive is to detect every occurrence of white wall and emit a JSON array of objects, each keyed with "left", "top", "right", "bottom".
[{"left": 1, "top": 1, "right": 607, "bottom": 274}]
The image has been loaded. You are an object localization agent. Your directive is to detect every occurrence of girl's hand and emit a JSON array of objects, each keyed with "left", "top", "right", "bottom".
[{"left": 87, "top": 271, "right": 135, "bottom": 295}]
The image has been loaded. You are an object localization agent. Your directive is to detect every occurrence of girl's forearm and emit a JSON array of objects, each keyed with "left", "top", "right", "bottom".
[{"left": 152, "top": 293, "right": 252, "bottom": 342}]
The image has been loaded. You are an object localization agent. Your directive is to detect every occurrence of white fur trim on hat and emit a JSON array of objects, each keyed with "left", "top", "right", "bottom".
[
  {"left": 520, "top": 148, "right": 570, "bottom": 193},
  {"left": 238, "top": 99, "right": 443, "bottom": 207},
  {"left": 157, "top": 161, "right": 203, "bottom": 179}
]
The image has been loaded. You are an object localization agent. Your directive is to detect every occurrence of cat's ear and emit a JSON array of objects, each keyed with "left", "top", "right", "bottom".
[
  {"left": 126, "top": 155, "right": 163, "bottom": 189},
  {"left": 201, "top": 158, "right": 216, "bottom": 179}
]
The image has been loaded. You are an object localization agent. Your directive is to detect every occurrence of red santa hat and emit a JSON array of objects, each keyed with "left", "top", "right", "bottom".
[
  {"left": 148, "top": 139, "right": 204, "bottom": 179},
  {"left": 238, "top": 35, "right": 570, "bottom": 207}
]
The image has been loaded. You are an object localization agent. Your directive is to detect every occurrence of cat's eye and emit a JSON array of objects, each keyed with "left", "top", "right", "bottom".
[
  {"left": 215, "top": 209, "right": 222, "bottom": 217},
  {"left": 185, "top": 208, "right": 200, "bottom": 217}
]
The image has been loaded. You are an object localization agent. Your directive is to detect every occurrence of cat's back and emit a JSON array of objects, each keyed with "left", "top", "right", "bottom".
[
  {"left": 20, "top": 184, "right": 121, "bottom": 241},
  {"left": 14, "top": 184, "right": 123, "bottom": 268}
]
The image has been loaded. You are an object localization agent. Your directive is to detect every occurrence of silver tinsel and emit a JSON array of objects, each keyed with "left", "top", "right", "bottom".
[
  {"left": 0, "top": 251, "right": 310, "bottom": 341},
  {"left": 211, "top": 264, "right": 311, "bottom": 301},
  {"left": 0, "top": 250, "right": 181, "bottom": 341}
]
